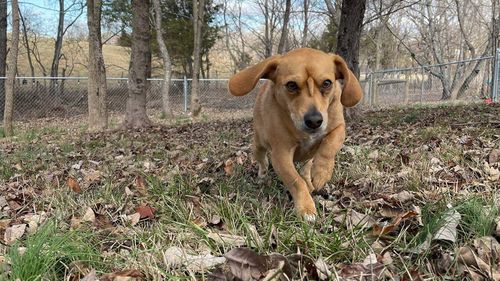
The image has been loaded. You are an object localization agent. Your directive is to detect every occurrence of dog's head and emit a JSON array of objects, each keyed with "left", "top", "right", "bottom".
[{"left": 228, "top": 48, "right": 362, "bottom": 134}]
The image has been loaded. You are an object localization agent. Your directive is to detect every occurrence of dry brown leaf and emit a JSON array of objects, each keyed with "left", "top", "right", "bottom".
[
  {"left": 208, "top": 232, "right": 246, "bottom": 247},
  {"left": 126, "top": 213, "right": 141, "bottom": 226},
  {"left": 371, "top": 210, "right": 418, "bottom": 236},
  {"left": 0, "top": 219, "right": 12, "bottom": 231},
  {"left": 163, "top": 246, "right": 226, "bottom": 272},
  {"left": 100, "top": 269, "right": 144, "bottom": 281},
  {"left": 349, "top": 209, "right": 376, "bottom": 229},
  {"left": 401, "top": 269, "right": 424, "bottom": 281},
  {"left": 23, "top": 212, "right": 47, "bottom": 234},
  {"left": 134, "top": 176, "right": 148, "bottom": 196},
  {"left": 82, "top": 207, "right": 96, "bottom": 223},
  {"left": 4, "top": 224, "right": 27, "bottom": 245},
  {"left": 224, "top": 159, "right": 234, "bottom": 176},
  {"left": 80, "top": 269, "right": 98, "bottom": 281},
  {"left": 67, "top": 176, "right": 82, "bottom": 193},
  {"left": 315, "top": 258, "right": 332, "bottom": 280},
  {"left": 488, "top": 149, "right": 500, "bottom": 164},
  {"left": 338, "top": 262, "right": 385, "bottom": 280},
  {"left": 389, "top": 190, "right": 415, "bottom": 203},
  {"left": 135, "top": 204, "right": 155, "bottom": 219}
]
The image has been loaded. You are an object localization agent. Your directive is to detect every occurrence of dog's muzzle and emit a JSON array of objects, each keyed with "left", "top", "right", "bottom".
[{"left": 303, "top": 109, "right": 323, "bottom": 131}]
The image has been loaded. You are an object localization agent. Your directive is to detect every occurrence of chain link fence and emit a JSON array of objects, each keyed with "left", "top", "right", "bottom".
[
  {"left": 0, "top": 50, "right": 499, "bottom": 125},
  {"left": 361, "top": 54, "right": 498, "bottom": 107}
]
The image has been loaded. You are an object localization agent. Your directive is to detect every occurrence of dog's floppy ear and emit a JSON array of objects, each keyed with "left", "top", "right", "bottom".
[
  {"left": 332, "top": 54, "right": 363, "bottom": 107},
  {"left": 228, "top": 55, "right": 280, "bottom": 96}
]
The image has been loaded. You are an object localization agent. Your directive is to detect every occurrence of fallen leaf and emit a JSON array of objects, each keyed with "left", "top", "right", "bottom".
[
  {"left": 101, "top": 269, "right": 144, "bottom": 281},
  {"left": 71, "top": 161, "right": 83, "bottom": 170},
  {"left": 67, "top": 177, "right": 82, "bottom": 193},
  {"left": 349, "top": 209, "right": 376, "bottom": 229},
  {"left": 163, "top": 246, "right": 226, "bottom": 272},
  {"left": 135, "top": 204, "right": 155, "bottom": 219},
  {"left": 433, "top": 209, "right": 461, "bottom": 243},
  {"left": 315, "top": 258, "right": 332, "bottom": 280},
  {"left": 135, "top": 176, "right": 148, "bottom": 196},
  {"left": 124, "top": 186, "right": 134, "bottom": 196},
  {"left": 458, "top": 238, "right": 500, "bottom": 281},
  {"left": 488, "top": 149, "right": 499, "bottom": 164},
  {"left": 223, "top": 247, "right": 271, "bottom": 280},
  {"left": 125, "top": 213, "right": 141, "bottom": 226},
  {"left": 0, "top": 219, "right": 12, "bottom": 231},
  {"left": 4, "top": 224, "right": 27, "bottom": 245},
  {"left": 224, "top": 159, "right": 234, "bottom": 176},
  {"left": 23, "top": 212, "right": 47, "bottom": 234},
  {"left": 388, "top": 190, "right": 415, "bottom": 204},
  {"left": 245, "top": 223, "right": 264, "bottom": 248},
  {"left": 82, "top": 207, "right": 96, "bottom": 223},
  {"left": 338, "top": 262, "right": 385, "bottom": 280},
  {"left": 208, "top": 232, "right": 246, "bottom": 247},
  {"left": 401, "top": 269, "right": 424, "bottom": 281},
  {"left": 372, "top": 210, "right": 418, "bottom": 236},
  {"left": 80, "top": 269, "right": 98, "bottom": 281}
]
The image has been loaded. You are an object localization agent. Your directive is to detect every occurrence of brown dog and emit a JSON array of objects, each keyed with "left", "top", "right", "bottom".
[{"left": 228, "top": 48, "right": 362, "bottom": 221}]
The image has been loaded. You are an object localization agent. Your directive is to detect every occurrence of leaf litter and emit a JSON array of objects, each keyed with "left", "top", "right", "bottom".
[{"left": 0, "top": 104, "right": 498, "bottom": 279}]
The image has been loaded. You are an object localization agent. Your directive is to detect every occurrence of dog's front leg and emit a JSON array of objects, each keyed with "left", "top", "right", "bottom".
[
  {"left": 270, "top": 148, "right": 317, "bottom": 221},
  {"left": 311, "top": 124, "right": 346, "bottom": 190}
]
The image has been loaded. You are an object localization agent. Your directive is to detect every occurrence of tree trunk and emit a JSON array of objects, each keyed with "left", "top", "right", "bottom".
[
  {"left": 123, "top": 0, "right": 152, "bottom": 129},
  {"left": 301, "top": 0, "right": 309, "bottom": 47},
  {"left": 263, "top": 0, "right": 272, "bottom": 58},
  {"left": 3, "top": 0, "right": 19, "bottom": 137},
  {"left": 0, "top": 0, "right": 7, "bottom": 118},
  {"left": 152, "top": 0, "right": 173, "bottom": 118},
  {"left": 19, "top": 8, "right": 35, "bottom": 78},
  {"left": 87, "top": 0, "right": 108, "bottom": 132},
  {"left": 190, "top": 0, "right": 204, "bottom": 117},
  {"left": 277, "top": 0, "right": 291, "bottom": 54},
  {"left": 336, "top": 0, "right": 366, "bottom": 78},
  {"left": 51, "top": 0, "right": 64, "bottom": 79}
]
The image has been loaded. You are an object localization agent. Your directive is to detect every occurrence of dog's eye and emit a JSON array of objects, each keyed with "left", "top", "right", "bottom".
[
  {"left": 285, "top": 81, "right": 299, "bottom": 92},
  {"left": 322, "top": 80, "right": 332, "bottom": 89}
]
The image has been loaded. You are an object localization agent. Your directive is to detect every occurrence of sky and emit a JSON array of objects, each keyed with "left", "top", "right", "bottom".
[{"left": 13, "top": 0, "right": 87, "bottom": 36}]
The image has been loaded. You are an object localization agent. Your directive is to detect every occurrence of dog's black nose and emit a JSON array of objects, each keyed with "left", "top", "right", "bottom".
[{"left": 304, "top": 110, "right": 323, "bottom": 129}]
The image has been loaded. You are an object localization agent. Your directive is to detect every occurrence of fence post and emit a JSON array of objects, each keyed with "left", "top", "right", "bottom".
[
  {"left": 183, "top": 76, "right": 188, "bottom": 112},
  {"left": 420, "top": 66, "right": 424, "bottom": 104},
  {"left": 492, "top": 49, "right": 500, "bottom": 103},
  {"left": 368, "top": 73, "right": 373, "bottom": 106}
]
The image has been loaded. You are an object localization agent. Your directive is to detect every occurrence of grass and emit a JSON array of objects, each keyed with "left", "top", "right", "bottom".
[
  {"left": 5, "top": 221, "right": 103, "bottom": 281},
  {"left": 0, "top": 103, "right": 498, "bottom": 279}
]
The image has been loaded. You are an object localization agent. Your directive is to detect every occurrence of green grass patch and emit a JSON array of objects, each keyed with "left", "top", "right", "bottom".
[{"left": 6, "top": 221, "right": 104, "bottom": 281}]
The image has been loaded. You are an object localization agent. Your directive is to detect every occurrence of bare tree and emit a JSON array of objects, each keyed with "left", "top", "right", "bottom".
[
  {"left": 0, "top": 0, "right": 7, "bottom": 115},
  {"left": 301, "top": 0, "right": 309, "bottom": 47},
  {"left": 152, "top": 0, "right": 173, "bottom": 118},
  {"left": 336, "top": 0, "right": 367, "bottom": 77},
  {"left": 386, "top": 0, "right": 494, "bottom": 100},
  {"left": 19, "top": 8, "right": 35, "bottom": 78},
  {"left": 87, "top": 0, "right": 108, "bottom": 132},
  {"left": 222, "top": 0, "right": 252, "bottom": 73},
  {"left": 190, "top": 0, "right": 205, "bottom": 117},
  {"left": 277, "top": 0, "right": 291, "bottom": 53},
  {"left": 3, "top": 0, "right": 20, "bottom": 137},
  {"left": 123, "top": 0, "right": 152, "bottom": 129},
  {"left": 50, "top": 0, "right": 85, "bottom": 79}
]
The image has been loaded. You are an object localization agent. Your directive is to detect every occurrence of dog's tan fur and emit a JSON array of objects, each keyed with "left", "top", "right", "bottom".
[{"left": 228, "top": 48, "right": 362, "bottom": 221}]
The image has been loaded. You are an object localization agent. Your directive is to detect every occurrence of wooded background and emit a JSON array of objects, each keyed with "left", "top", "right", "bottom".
[{"left": 0, "top": 0, "right": 499, "bottom": 134}]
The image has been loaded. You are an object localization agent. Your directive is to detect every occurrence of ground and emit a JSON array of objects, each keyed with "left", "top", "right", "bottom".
[{"left": 0, "top": 103, "right": 499, "bottom": 280}]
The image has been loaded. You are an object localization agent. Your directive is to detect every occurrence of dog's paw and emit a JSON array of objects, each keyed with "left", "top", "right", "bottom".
[
  {"left": 296, "top": 197, "right": 317, "bottom": 222},
  {"left": 311, "top": 164, "right": 333, "bottom": 190},
  {"left": 303, "top": 213, "right": 316, "bottom": 222}
]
